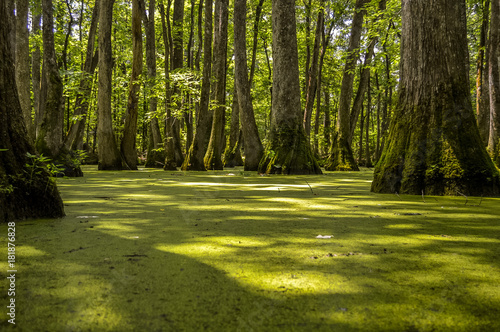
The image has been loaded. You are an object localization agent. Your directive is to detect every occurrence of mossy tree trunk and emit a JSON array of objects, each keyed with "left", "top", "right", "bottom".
[
  {"left": 488, "top": 0, "right": 500, "bottom": 164},
  {"left": 120, "top": 0, "right": 143, "bottom": 170},
  {"left": 234, "top": 0, "right": 263, "bottom": 171},
  {"left": 372, "top": 0, "right": 500, "bottom": 196},
  {"left": 325, "top": 0, "right": 368, "bottom": 171},
  {"left": 97, "top": 0, "right": 122, "bottom": 170},
  {"left": 204, "top": 0, "right": 228, "bottom": 170},
  {"left": 182, "top": 0, "right": 213, "bottom": 171},
  {"left": 258, "top": 0, "right": 321, "bottom": 175},
  {"left": 0, "top": 0, "right": 64, "bottom": 222}
]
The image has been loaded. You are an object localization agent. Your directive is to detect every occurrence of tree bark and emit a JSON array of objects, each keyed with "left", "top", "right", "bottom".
[
  {"left": 0, "top": 0, "right": 64, "bottom": 222},
  {"left": 32, "top": 6, "right": 42, "bottom": 138},
  {"left": 258, "top": 0, "right": 321, "bottom": 175},
  {"left": 234, "top": 0, "right": 263, "bottom": 171},
  {"left": 325, "top": 0, "right": 367, "bottom": 171},
  {"left": 488, "top": 0, "right": 500, "bottom": 164},
  {"left": 159, "top": 2, "right": 177, "bottom": 170},
  {"left": 477, "top": 0, "right": 491, "bottom": 145},
  {"left": 365, "top": 77, "right": 372, "bottom": 167},
  {"left": 143, "top": 0, "right": 165, "bottom": 168},
  {"left": 223, "top": 91, "right": 244, "bottom": 167},
  {"left": 120, "top": 0, "right": 144, "bottom": 170},
  {"left": 204, "top": 0, "right": 229, "bottom": 170},
  {"left": 164, "top": 0, "right": 185, "bottom": 168},
  {"left": 36, "top": 0, "right": 65, "bottom": 158},
  {"left": 303, "top": 0, "right": 324, "bottom": 138},
  {"left": 15, "top": 0, "right": 33, "bottom": 139},
  {"left": 64, "top": 0, "right": 99, "bottom": 152},
  {"left": 348, "top": 37, "right": 377, "bottom": 145},
  {"left": 372, "top": 0, "right": 499, "bottom": 196},
  {"left": 97, "top": 0, "right": 122, "bottom": 170},
  {"left": 321, "top": 89, "right": 331, "bottom": 156},
  {"left": 249, "top": 0, "right": 265, "bottom": 86},
  {"left": 182, "top": 0, "right": 213, "bottom": 171}
]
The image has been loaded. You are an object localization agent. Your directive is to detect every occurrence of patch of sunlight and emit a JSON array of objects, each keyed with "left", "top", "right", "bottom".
[
  {"left": 155, "top": 239, "right": 361, "bottom": 295},
  {"left": 385, "top": 224, "right": 424, "bottom": 229},
  {"left": 224, "top": 215, "right": 280, "bottom": 221},
  {"left": 31, "top": 272, "right": 123, "bottom": 331},
  {"left": 155, "top": 243, "right": 237, "bottom": 259},
  {"left": 409, "top": 234, "right": 500, "bottom": 243},
  {"left": 249, "top": 272, "right": 359, "bottom": 295},
  {"left": 17, "top": 245, "right": 48, "bottom": 257},
  {"left": 97, "top": 223, "right": 143, "bottom": 238}
]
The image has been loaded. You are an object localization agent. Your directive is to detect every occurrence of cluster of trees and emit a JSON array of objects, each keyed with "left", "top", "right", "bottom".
[
  {"left": 5, "top": 0, "right": 404, "bottom": 175},
  {"left": 1, "top": 0, "right": 500, "bottom": 220}
]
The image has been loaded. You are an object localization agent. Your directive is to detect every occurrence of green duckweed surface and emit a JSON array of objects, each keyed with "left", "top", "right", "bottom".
[{"left": 1, "top": 166, "right": 500, "bottom": 331}]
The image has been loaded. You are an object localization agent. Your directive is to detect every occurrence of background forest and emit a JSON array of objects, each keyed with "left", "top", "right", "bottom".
[{"left": 6, "top": 0, "right": 499, "bottom": 173}]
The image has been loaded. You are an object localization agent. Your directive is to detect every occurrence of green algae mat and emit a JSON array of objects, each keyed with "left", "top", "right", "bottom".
[{"left": 1, "top": 166, "right": 500, "bottom": 331}]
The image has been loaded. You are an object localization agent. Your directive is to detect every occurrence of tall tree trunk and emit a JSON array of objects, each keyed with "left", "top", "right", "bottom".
[
  {"left": 303, "top": 0, "right": 312, "bottom": 97},
  {"left": 182, "top": 0, "right": 213, "bottom": 171},
  {"left": 15, "top": 0, "right": 33, "bottom": 139},
  {"left": 121, "top": 0, "right": 144, "bottom": 170},
  {"left": 488, "top": 0, "right": 500, "bottom": 164},
  {"left": 195, "top": 0, "right": 203, "bottom": 71},
  {"left": 223, "top": 91, "right": 244, "bottom": 167},
  {"left": 348, "top": 37, "right": 377, "bottom": 145},
  {"left": 365, "top": 76, "right": 372, "bottom": 167},
  {"left": 165, "top": 0, "right": 185, "bottom": 168},
  {"left": 204, "top": 0, "right": 228, "bottom": 170},
  {"left": 258, "top": 0, "right": 321, "bottom": 175},
  {"left": 303, "top": 1, "right": 324, "bottom": 138},
  {"left": 358, "top": 102, "right": 365, "bottom": 164},
  {"left": 321, "top": 89, "right": 331, "bottom": 155},
  {"left": 64, "top": 0, "right": 99, "bottom": 152},
  {"left": 249, "top": 0, "right": 265, "bottom": 86},
  {"left": 325, "top": 0, "right": 367, "bottom": 171},
  {"left": 32, "top": 6, "right": 42, "bottom": 138},
  {"left": 0, "top": 0, "right": 64, "bottom": 222},
  {"left": 375, "top": 72, "right": 382, "bottom": 161},
  {"left": 97, "top": 0, "right": 122, "bottom": 170},
  {"left": 314, "top": 21, "right": 335, "bottom": 156},
  {"left": 36, "top": 0, "right": 64, "bottom": 158},
  {"left": 159, "top": 2, "right": 177, "bottom": 170},
  {"left": 234, "top": 0, "right": 263, "bottom": 171},
  {"left": 372, "top": 0, "right": 499, "bottom": 196},
  {"left": 184, "top": 0, "right": 196, "bottom": 149},
  {"left": 477, "top": 0, "right": 491, "bottom": 145},
  {"left": 143, "top": 0, "right": 166, "bottom": 168}
]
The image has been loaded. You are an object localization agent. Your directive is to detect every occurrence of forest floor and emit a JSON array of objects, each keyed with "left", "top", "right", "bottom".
[{"left": 1, "top": 165, "right": 500, "bottom": 331}]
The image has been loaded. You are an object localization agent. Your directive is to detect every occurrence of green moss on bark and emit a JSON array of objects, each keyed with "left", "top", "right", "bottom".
[
  {"left": 372, "top": 94, "right": 500, "bottom": 196},
  {"left": 325, "top": 134, "right": 359, "bottom": 171},
  {"left": 258, "top": 125, "right": 322, "bottom": 175}
]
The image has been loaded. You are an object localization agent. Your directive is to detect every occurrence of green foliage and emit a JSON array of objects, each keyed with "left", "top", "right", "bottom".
[{"left": 24, "top": 152, "right": 65, "bottom": 191}]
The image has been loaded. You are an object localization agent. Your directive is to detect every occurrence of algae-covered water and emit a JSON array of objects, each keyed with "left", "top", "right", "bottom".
[{"left": 1, "top": 166, "right": 499, "bottom": 331}]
